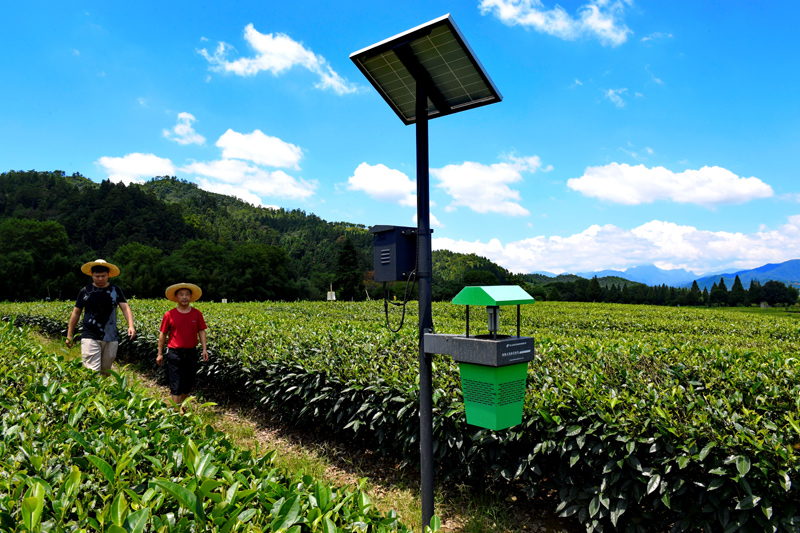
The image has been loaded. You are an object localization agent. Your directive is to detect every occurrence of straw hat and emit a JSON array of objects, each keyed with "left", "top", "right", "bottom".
[
  {"left": 81, "top": 259, "right": 120, "bottom": 277},
  {"left": 166, "top": 283, "right": 202, "bottom": 302}
]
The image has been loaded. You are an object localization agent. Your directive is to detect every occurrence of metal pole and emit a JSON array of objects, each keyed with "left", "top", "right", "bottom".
[{"left": 416, "top": 80, "right": 435, "bottom": 530}]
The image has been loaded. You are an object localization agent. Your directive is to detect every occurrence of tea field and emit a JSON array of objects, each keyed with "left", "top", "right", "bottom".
[
  {"left": 2, "top": 300, "right": 799, "bottom": 532},
  {"left": 0, "top": 318, "right": 420, "bottom": 532}
]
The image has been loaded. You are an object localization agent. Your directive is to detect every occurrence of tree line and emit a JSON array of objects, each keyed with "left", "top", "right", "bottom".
[
  {"left": 0, "top": 215, "right": 371, "bottom": 302},
  {"left": 521, "top": 275, "right": 798, "bottom": 307}
]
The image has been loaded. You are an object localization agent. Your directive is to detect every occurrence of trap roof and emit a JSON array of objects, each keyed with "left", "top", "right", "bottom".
[{"left": 452, "top": 285, "right": 535, "bottom": 306}]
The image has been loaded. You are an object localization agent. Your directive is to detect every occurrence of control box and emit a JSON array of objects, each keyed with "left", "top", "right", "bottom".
[{"left": 369, "top": 225, "right": 417, "bottom": 282}]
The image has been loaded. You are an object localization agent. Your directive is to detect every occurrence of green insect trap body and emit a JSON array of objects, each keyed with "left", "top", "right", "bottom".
[
  {"left": 424, "top": 285, "right": 535, "bottom": 430},
  {"left": 459, "top": 361, "right": 528, "bottom": 431}
]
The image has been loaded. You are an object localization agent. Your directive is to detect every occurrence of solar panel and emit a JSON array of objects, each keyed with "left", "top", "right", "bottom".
[{"left": 350, "top": 14, "right": 502, "bottom": 125}]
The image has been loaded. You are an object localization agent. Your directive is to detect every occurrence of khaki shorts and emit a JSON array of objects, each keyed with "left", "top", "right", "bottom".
[{"left": 81, "top": 339, "right": 118, "bottom": 374}]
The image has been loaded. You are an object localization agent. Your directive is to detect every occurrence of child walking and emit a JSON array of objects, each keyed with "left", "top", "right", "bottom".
[{"left": 156, "top": 283, "right": 208, "bottom": 411}]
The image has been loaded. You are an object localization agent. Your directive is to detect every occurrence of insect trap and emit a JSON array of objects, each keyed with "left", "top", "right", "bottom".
[{"left": 425, "top": 285, "right": 535, "bottom": 430}]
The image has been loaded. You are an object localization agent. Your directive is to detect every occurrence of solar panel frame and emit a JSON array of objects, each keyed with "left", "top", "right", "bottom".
[{"left": 350, "top": 14, "right": 502, "bottom": 125}]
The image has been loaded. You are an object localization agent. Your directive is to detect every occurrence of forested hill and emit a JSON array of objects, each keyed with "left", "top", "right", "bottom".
[
  {"left": 0, "top": 170, "right": 373, "bottom": 301},
  {"left": 139, "top": 175, "right": 374, "bottom": 280},
  {"left": 0, "top": 169, "right": 645, "bottom": 303},
  {"left": 140, "top": 176, "right": 372, "bottom": 254},
  {"left": 0, "top": 170, "right": 194, "bottom": 253}
]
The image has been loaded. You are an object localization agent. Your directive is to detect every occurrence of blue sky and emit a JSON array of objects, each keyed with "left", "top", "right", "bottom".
[{"left": 3, "top": 1, "right": 800, "bottom": 275}]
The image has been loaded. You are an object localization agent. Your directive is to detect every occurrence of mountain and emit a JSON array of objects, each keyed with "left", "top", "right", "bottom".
[
  {"left": 580, "top": 261, "right": 800, "bottom": 290},
  {"left": 578, "top": 264, "right": 701, "bottom": 287},
  {"left": 686, "top": 260, "right": 800, "bottom": 290}
]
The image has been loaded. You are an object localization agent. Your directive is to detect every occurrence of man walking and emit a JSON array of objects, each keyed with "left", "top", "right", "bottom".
[{"left": 66, "top": 259, "right": 135, "bottom": 376}]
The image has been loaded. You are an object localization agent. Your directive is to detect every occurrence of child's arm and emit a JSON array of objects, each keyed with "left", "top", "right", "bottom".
[
  {"left": 157, "top": 331, "right": 167, "bottom": 366},
  {"left": 199, "top": 329, "right": 208, "bottom": 362}
]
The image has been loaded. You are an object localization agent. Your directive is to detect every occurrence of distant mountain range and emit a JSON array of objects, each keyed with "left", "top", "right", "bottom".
[
  {"left": 687, "top": 260, "right": 800, "bottom": 290},
  {"left": 576, "top": 260, "right": 800, "bottom": 290},
  {"left": 577, "top": 265, "right": 701, "bottom": 287}
]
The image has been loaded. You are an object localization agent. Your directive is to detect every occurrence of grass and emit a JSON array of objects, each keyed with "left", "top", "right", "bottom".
[{"left": 30, "top": 331, "right": 574, "bottom": 533}]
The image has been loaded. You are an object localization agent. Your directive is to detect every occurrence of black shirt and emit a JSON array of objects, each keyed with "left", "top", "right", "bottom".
[{"left": 75, "top": 284, "right": 128, "bottom": 342}]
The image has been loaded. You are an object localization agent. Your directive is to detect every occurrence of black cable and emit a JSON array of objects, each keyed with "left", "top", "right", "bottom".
[{"left": 383, "top": 270, "right": 417, "bottom": 333}]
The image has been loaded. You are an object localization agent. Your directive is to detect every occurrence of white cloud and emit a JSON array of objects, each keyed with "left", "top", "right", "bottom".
[
  {"left": 193, "top": 179, "right": 279, "bottom": 208},
  {"left": 781, "top": 193, "right": 800, "bottom": 203},
  {"left": 646, "top": 65, "right": 664, "bottom": 85},
  {"left": 198, "top": 24, "right": 357, "bottom": 95},
  {"left": 479, "top": 0, "right": 632, "bottom": 47},
  {"left": 641, "top": 32, "right": 673, "bottom": 42},
  {"left": 413, "top": 212, "right": 444, "bottom": 229},
  {"left": 95, "top": 153, "right": 175, "bottom": 184},
  {"left": 620, "top": 143, "right": 653, "bottom": 160},
  {"left": 604, "top": 87, "right": 628, "bottom": 107},
  {"left": 570, "top": 78, "right": 583, "bottom": 88},
  {"left": 172, "top": 127, "right": 314, "bottom": 204},
  {"left": 181, "top": 158, "right": 316, "bottom": 201},
  {"left": 433, "top": 216, "right": 800, "bottom": 275},
  {"left": 163, "top": 112, "right": 206, "bottom": 145},
  {"left": 567, "top": 163, "right": 774, "bottom": 206},
  {"left": 216, "top": 129, "right": 302, "bottom": 169},
  {"left": 433, "top": 155, "right": 546, "bottom": 216},
  {"left": 346, "top": 162, "right": 416, "bottom": 207},
  {"left": 180, "top": 158, "right": 257, "bottom": 183}
]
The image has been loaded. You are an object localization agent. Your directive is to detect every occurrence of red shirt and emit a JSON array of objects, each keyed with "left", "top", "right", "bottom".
[{"left": 160, "top": 307, "right": 207, "bottom": 349}]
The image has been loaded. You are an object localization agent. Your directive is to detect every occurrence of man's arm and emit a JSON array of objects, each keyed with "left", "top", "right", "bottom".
[
  {"left": 119, "top": 302, "right": 136, "bottom": 339},
  {"left": 199, "top": 329, "right": 209, "bottom": 362},
  {"left": 66, "top": 307, "right": 82, "bottom": 348},
  {"left": 157, "top": 331, "right": 167, "bottom": 366}
]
